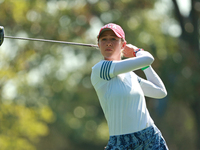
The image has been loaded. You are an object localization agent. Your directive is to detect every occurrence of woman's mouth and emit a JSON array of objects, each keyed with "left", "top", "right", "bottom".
[{"left": 105, "top": 48, "right": 112, "bottom": 51}]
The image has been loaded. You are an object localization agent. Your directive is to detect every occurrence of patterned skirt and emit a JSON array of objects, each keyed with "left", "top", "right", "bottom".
[{"left": 104, "top": 125, "right": 169, "bottom": 150}]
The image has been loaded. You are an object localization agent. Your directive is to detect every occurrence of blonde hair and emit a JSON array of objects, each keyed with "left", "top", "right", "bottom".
[{"left": 121, "top": 39, "right": 126, "bottom": 58}]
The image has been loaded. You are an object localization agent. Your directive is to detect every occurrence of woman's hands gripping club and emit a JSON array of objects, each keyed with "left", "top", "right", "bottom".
[{"left": 123, "top": 44, "right": 143, "bottom": 58}]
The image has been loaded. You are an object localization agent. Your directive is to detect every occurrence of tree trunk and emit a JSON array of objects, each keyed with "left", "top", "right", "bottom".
[
  {"left": 191, "top": 101, "right": 200, "bottom": 149},
  {"left": 172, "top": 0, "right": 200, "bottom": 149}
]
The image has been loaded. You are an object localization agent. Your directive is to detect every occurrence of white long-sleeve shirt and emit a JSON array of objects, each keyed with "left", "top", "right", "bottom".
[{"left": 91, "top": 51, "right": 167, "bottom": 136}]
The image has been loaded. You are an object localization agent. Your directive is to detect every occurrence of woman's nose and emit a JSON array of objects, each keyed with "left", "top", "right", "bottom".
[{"left": 107, "top": 41, "right": 112, "bottom": 46}]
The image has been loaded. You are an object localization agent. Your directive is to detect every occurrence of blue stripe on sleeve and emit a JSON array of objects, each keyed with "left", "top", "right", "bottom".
[
  {"left": 100, "top": 61, "right": 106, "bottom": 79},
  {"left": 100, "top": 61, "right": 113, "bottom": 81},
  {"left": 104, "top": 61, "right": 109, "bottom": 80},
  {"left": 107, "top": 61, "right": 112, "bottom": 80}
]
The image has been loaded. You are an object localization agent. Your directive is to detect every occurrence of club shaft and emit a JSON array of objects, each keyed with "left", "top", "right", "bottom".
[{"left": 4, "top": 35, "right": 98, "bottom": 48}]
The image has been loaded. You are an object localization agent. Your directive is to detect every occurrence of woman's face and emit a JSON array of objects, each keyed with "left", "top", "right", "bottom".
[{"left": 98, "top": 30, "right": 125, "bottom": 61}]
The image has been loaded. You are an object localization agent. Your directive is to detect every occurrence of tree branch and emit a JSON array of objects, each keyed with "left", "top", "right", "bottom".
[
  {"left": 171, "top": 0, "right": 186, "bottom": 37},
  {"left": 190, "top": 0, "right": 200, "bottom": 51}
]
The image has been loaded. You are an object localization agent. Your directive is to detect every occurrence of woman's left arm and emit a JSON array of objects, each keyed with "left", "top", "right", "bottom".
[{"left": 139, "top": 66, "right": 167, "bottom": 99}]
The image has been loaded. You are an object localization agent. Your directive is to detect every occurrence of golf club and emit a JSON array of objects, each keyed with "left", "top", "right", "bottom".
[{"left": 0, "top": 26, "right": 98, "bottom": 48}]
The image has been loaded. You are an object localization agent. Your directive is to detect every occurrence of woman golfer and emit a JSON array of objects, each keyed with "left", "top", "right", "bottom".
[{"left": 91, "top": 23, "right": 169, "bottom": 150}]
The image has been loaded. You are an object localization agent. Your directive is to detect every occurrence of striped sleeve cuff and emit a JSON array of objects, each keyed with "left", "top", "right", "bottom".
[{"left": 100, "top": 61, "right": 113, "bottom": 81}]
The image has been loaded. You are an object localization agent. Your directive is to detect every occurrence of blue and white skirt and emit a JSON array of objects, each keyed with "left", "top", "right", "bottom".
[{"left": 104, "top": 125, "right": 169, "bottom": 150}]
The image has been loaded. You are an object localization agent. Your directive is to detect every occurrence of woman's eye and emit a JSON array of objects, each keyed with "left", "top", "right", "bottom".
[{"left": 112, "top": 38, "right": 116, "bottom": 41}]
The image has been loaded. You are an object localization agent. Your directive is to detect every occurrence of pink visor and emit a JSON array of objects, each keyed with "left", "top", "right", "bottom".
[{"left": 97, "top": 23, "right": 125, "bottom": 41}]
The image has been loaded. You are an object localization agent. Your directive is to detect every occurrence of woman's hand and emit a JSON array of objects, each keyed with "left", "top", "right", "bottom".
[{"left": 122, "top": 44, "right": 139, "bottom": 58}]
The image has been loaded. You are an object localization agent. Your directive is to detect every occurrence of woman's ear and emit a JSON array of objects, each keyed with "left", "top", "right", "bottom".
[
  {"left": 121, "top": 41, "right": 126, "bottom": 49},
  {"left": 97, "top": 39, "right": 100, "bottom": 48}
]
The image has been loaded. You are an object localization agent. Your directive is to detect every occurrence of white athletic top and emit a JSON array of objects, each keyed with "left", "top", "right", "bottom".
[{"left": 91, "top": 51, "right": 167, "bottom": 136}]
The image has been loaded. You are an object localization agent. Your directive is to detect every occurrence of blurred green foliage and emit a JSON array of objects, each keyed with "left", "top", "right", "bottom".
[{"left": 0, "top": 0, "right": 199, "bottom": 149}]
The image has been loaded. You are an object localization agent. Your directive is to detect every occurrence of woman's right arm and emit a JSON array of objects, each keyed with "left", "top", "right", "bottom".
[{"left": 113, "top": 45, "right": 154, "bottom": 76}]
